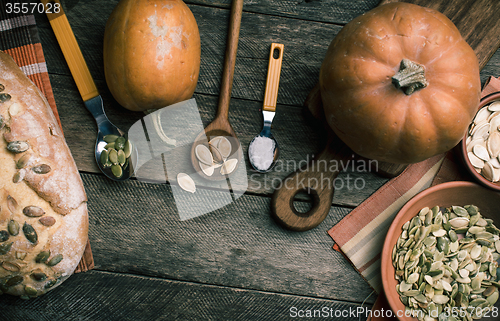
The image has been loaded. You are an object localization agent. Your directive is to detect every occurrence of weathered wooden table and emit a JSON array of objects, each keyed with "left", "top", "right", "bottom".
[{"left": 2, "top": 0, "right": 500, "bottom": 320}]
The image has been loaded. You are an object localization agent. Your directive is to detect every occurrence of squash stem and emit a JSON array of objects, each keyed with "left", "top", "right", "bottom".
[{"left": 392, "top": 59, "right": 428, "bottom": 95}]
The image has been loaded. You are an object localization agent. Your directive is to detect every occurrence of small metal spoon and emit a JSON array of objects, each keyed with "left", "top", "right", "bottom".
[
  {"left": 44, "top": 0, "right": 134, "bottom": 180},
  {"left": 248, "top": 43, "right": 284, "bottom": 173},
  {"left": 86, "top": 96, "right": 135, "bottom": 181}
]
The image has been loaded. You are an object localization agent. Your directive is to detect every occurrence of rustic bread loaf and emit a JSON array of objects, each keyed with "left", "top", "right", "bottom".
[{"left": 0, "top": 51, "right": 88, "bottom": 298}]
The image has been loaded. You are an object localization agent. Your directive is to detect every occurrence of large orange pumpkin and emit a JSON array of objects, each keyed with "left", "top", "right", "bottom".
[
  {"left": 320, "top": 3, "right": 481, "bottom": 164},
  {"left": 103, "top": 0, "right": 200, "bottom": 112}
]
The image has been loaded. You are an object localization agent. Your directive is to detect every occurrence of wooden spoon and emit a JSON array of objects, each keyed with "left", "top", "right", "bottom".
[
  {"left": 271, "top": 131, "right": 352, "bottom": 232},
  {"left": 190, "top": 0, "right": 244, "bottom": 181}
]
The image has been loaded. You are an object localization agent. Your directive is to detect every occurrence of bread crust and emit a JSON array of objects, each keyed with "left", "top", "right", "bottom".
[{"left": 0, "top": 51, "right": 88, "bottom": 298}]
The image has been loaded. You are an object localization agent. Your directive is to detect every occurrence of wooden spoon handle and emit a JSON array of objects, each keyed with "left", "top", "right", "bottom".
[
  {"left": 263, "top": 43, "right": 284, "bottom": 112},
  {"left": 271, "top": 135, "right": 348, "bottom": 231},
  {"left": 41, "top": 0, "right": 99, "bottom": 102},
  {"left": 216, "top": 0, "right": 244, "bottom": 120}
]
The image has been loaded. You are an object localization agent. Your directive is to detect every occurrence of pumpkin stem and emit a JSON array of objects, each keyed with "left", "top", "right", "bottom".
[{"left": 392, "top": 59, "right": 428, "bottom": 95}]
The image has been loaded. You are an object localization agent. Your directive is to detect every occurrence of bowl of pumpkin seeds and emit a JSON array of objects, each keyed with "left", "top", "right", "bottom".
[
  {"left": 461, "top": 92, "right": 500, "bottom": 192},
  {"left": 381, "top": 181, "right": 500, "bottom": 321}
]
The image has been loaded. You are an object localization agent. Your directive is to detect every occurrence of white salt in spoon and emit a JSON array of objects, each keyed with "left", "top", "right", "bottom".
[{"left": 248, "top": 43, "right": 284, "bottom": 172}]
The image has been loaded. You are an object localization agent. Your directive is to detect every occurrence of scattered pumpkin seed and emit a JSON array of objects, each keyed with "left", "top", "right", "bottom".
[
  {"left": 22, "top": 222, "right": 37, "bottom": 243},
  {"left": 6, "top": 140, "right": 29, "bottom": 153},
  {"left": 450, "top": 217, "right": 470, "bottom": 229},
  {"left": 32, "top": 164, "right": 51, "bottom": 174},
  {"left": 487, "top": 291, "right": 499, "bottom": 305},
  {"left": 35, "top": 251, "right": 50, "bottom": 263},
  {"left": 13, "top": 169, "right": 26, "bottom": 183},
  {"left": 217, "top": 136, "right": 232, "bottom": 158},
  {"left": 1, "top": 261, "right": 20, "bottom": 272},
  {"left": 9, "top": 102, "right": 21, "bottom": 116},
  {"left": 433, "top": 294, "right": 449, "bottom": 304},
  {"left": 117, "top": 149, "right": 126, "bottom": 165},
  {"left": 0, "top": 93, "right": 11, "bottom": 102},
  {"left": 124, "top": 140, "right": 132, "bottom": 158},
  {"left": 452, "top": 206, "right": 469, "bottom": 217},
  {"left": 5, "top": 275, "right": 23, "bottom": 287},
  {"left": 0, "top": 242, "right": 13, "bottom": 255},
  {"left": 47, "top": 254, "right": 63, "bottom": 266},
  {"left": 2, "top": 261, "right": 17, "bottom": 272},
  {"left": 220, "top": 158, "right": 238, "bottom": 175},
  {"left": 44, "top": 279, "right": 57, "bottom": 289},
  {"left": 407, "top": 272, "right": 419, "bottom": 284},
  {"left": 449, "top": 230, "right": 458, "bottom": 242},
  {"left": 108, "top": 148, "right": 118, "bottom": 164},
  {"left": 103, "top": 134, "right": 119, "bottom": 143},
  {"left": 23, "top": 205, "right": 45, "bottom": 217},
  {"left": 100, "top": 149, "right": 109, "bottom": 165},
  {"left": 177, "top": 173, "right": 196, "bottom": 193},
  {"left": 30, "top": 270, "right": 47, "bottom": 281},
  {"left": 484, "top": 285, "right": 496, "bottom": 297},
  {"left": 209, "top": 144, "right": 225, "bottom": 165},
  {"left": 0, "top": 230, "right": 8, "bottom": 242},
  {"left": 195, "top": 144, "right": 213, "bottom": 166},
  {"left": 468, "top": 226, "right": 484, "bottom": 234},
  {"left": 16, "top": 153, "right": 33, "bottom": 169},
  {"left": 39, "top": 216, "right": 56, "bottom": 227},
  {"left": 111, "top": 164, "right": 123, "bottom": 178},
  {"left": 7, "top": 220, "right": 19, "bottom": 236},
  {"left": 199, "top": 162, "right": 215, "bottom": 176},
  {"left": 24, "top": 285, "right": 37, "bottom": 296},
  {"left": 7, "top": 195, "right": 17, "bottom": 213},
  {"left": 115, "top": 136, "right": 126, "bottom": 150}
]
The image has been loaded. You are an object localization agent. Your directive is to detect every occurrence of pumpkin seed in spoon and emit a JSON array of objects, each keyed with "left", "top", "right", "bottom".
[{"left": 195, "top": 144, "right": 213, "bottom": 166}]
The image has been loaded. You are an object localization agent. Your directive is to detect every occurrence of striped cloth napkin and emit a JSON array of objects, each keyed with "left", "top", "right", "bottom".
[
  {"left": 328, "top": 76, "right": 500, "bottom": 294},
  {"left": 0, "top": 7, "right": 94, "bottom": 273}
]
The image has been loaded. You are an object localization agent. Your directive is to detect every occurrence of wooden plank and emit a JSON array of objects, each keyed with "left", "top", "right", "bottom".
[
  {"left": 185, "top": 0, "right": 381, "bottom": 24},
  {"left": 40, "top": 0, "right": 382, "bottom": 27},
  {"left": 378, "top": 0, "right": 500, "bottom": 69},
  {"left": 0, "top": 271, "right": 372, "bottom": 320},
  {"left": 80, "top": 173, "right": 375, "bottom": 303},
  {"left": 483, "top": 52, "right": 500, "bottom": 83}
]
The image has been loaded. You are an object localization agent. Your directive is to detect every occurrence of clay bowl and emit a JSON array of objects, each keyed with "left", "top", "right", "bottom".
[
  {"left": 460, "top": 92, "right": 500, "bottom": 192},
  {"left": 381, "top": 181, "right": 500, "bottom": 321}
]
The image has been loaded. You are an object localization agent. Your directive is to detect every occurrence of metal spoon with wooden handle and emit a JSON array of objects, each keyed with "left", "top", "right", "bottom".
[
  {"left": 248, "top": 43, "right": 284, "bottom": 173},
  {"left": 42, "top": 0, "right": 134, "bottom": 180},
  {"left": 190, "top": 0, "right": 244, "bottom": 181}
]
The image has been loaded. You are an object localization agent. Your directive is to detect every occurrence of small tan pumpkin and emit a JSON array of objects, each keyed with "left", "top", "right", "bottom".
[
  {"left": 104, "top": 0, "right": 200, "bottom": 112},
  {"left": 320, "top": 3, "right": 481, "bottom": 164}
]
